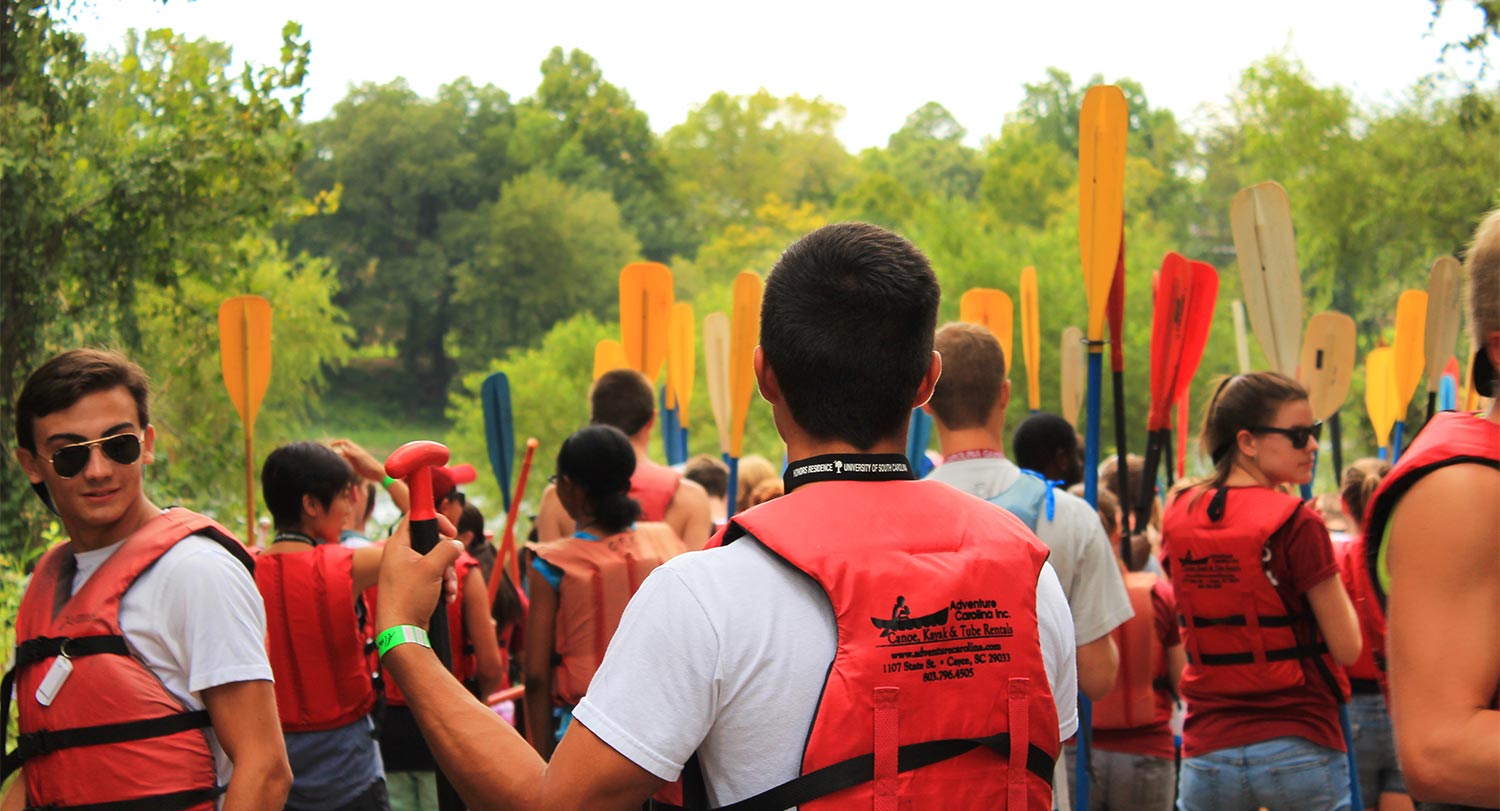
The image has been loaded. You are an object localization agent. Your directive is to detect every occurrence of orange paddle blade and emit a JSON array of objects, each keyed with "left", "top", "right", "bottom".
[
  {"left": 218, "top": 295, "right": 273, "bottom": 427},
  {"left": 1078, "top": 85, "right": 1128, "bottom": 342},
  {"left": 703, "top": 313, "right": 732, "bottom": 454},
  {"left": 1230, "top": 181, "right": 1303, "bottom": 375},
  {"left": 960, "top": 288, "right": 1015, "bottom": 372},
  {"left": 1298, "top": 311, "right": 1357, "bottom": 421},
  {"left": 1392, "top": 290, "right": 1427, "bottom": 414},
  {"left": 1020, "top": 267, "right": 1041, "bottom": 411},
  {"left": 1424, "top": 256, "right": 1462, "bottom": 394},
  {"left": 618, "top": 262, "right": 674, "bottom": 383},
  {"left": 593, "top": 339, "right": 629, "bottom": 381},
  {"left": 1365, "top": 347, "right": 1398, "bottom": 450},
  {"left": 1147, "top": 254, "right": 1218, "bottom": 432},
  {"left": 729, "top": 272, "right": 763, "bottom": 457},
  {"left": 1060, "top": 326, "right": 1085, "bottom": 428},
  {"left": 667, "top": 302, "right": 695, "bottom": 425}
]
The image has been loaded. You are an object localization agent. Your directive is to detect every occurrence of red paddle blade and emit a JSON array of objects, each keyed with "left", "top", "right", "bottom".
[
  {"left": 1176, "top": 387, "right": 1191, "bottom": 479},
  {"left": 1172, "top": 260, "right": 1220, "bottom": 406},
  {"left": 1148, "top": 253, "right": 1192, "bottom": 431},
  {"left": 1107, "top": 227, "right": 1126, "bottom": 373}
]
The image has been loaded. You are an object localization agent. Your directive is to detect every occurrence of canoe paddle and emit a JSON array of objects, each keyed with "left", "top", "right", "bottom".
[
  {"left": 218, "top": 295, "right": 272, "bottom": 545},
  {"left": 1061, "top": 326, "right": 1085, "bottom": 429},
  {"left": 1440, "top": 357, "right": 1461, "bottom": 411},
  {"left": 1231, "top": 299, "right": 1252, "bottom": 374},
  {"left": 1392, "top": 291, "right": 1428, "bottom": 460},
  {"left": 1423, "top": 256, "right": 1463, "bottom": 425},
  {"left": 1176, "top": 387, "right": 1190, "bottom": 481},
  {"left": 667, "top": 301, "right": 696, "bottom": 464},
  {"left": 594, "top": 339, "right": 629, "bottom": 381},
  {"left": 1106, "top": 231, "right": 1131, "bottom": 538},
  {"left": 1298, "top": 312, "right": 1357, "bottom": 487},
  {"left": 704, "top": 313, "right": 732, "bottom": 459},
  {"left": 727, "top": 272, "right": 762, "bottom": 516},
  {"left": 1366, "top": 347, "right": 1398, "bottom": 460},
  {"left": 1020, "top": 266, "right": 1041, "bottom": 413},
  {"left": 490, "top": 438, "right": 537, "bottom": 601},
  {"left": 906, "top": 409, "right": 933, "bottom": 476},
  {"left": 1231, "top": 182, "right": 1304, "bottom": 376},
  {"left": 960, "top": 288, "right": 1015, "bottom": 374},
  {"left": 480, "top": 371, "right": 516, "bottom": 512}
]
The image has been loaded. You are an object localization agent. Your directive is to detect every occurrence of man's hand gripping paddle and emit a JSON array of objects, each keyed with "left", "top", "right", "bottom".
[
  {"left": 218, "top": 295, "right": 272, "bottom": 545},
  {"left": 1021, "top": 266, "right": 1042, "bottom": 413},
  {"left": 1392, "top": 291, "right": 1427, "bottom": 461},
  {"left": 1299, "top": 312, "right": 1356, "bottom": 490},
  {"left": 1423, "top": 256, "right": 1463, "bottom": 425}
]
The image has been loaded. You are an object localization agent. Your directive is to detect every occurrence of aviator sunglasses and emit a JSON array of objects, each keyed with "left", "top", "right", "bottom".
[
  {"left": 44, "top": 433, "right": 144, "bottom": 478},
  {"left": 1247, "top": 421, "right": 1323, "bottom": 450}
]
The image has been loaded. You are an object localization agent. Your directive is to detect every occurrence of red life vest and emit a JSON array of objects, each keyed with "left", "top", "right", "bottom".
[
  {"left": 631, "top": 460, "right": 681, "bottom": 522},
  {"left": 1163, "top": 486, "right": 1347, "bottom": 701},
  {"left": 378, "top": 552, "right": 481, "bottom": 707},
  {"left": 718, "top": 480, "right": 1059, "bottom": 811},
  {"left": 533, "top": 523, "right": 685, "bottom": 706},
  {"left": 2, "top": 509, "right": 254, "bottom": 811},
  {"left": 256, "top": 544, "right": 375, "bottom": 732},
  {"left": 1092, "top": 571, "right": 1171, "bottom": 730},
  {"left": 1331, "top": 534, "right": 1384, "bottom": 686}
]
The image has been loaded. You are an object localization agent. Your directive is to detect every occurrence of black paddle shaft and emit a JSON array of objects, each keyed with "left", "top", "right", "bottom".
[
  {"left": 1133, "top": 431, "right": 1166, "bottom": 567},
  {"left": 408, "top": 515, "right": 461, "bottom": 811},
  {"left": 1329, "top": 413, "right": 1344, "bottom": 487},
  {"left": 1112, "top": 369, "right": 1132, "bottom": 561}
]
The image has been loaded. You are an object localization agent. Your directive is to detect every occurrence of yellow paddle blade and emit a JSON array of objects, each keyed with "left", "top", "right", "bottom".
[
  {"left": 729, "top": 272, "right": 763, "bottom": 457},
  {"left": 668, "top": 302, "right": 695, "bottom": 426},
  {"left": 1424, "top": 256, "right": 1463, "bottom": 394},
  {"left": 1365, "top": 347, "right": 1397, "bottom": 449},
  {"left": 959, "top": 288, "right": 1015, "bottom": 374},
  {"left": 218, "top": 295, "right": 273, "bottom": 428},
  {"left": 1392, "top": 290, "right": 1427, "bottom": 414},
  {"left": 593, "top": 339, "right": 629, "bottom": 382},
  {"left": 618, "top": 262, "right": 674, "bottom": 383},
  {"left": 1231, "top": 299, "right": 1252, "bottom": 374},
  {"left": 1078, "top": 85, "right": 1128, "bottom": 342},
  {"left": 1060, "top": 326, "right": 1085, "bottom": 428},
  {"left": 1230, "top": 181, "right": 1303, "bottom": 375},
  {"left": 703, "top": 312, "right": 732, "bottom": 454},
  {"left": 1298, "top": 311, "right": 1356, "bottom": 421},
  {"left": 1020, "top": 266, "right": 1041, "bottom": 411}
]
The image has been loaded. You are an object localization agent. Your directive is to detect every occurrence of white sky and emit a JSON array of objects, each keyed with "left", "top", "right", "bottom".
[{"left": 63, "top": 0, "right": 1492, "bottom": 150}]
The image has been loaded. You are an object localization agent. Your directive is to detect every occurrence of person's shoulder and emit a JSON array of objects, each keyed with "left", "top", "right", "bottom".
[{"left": 154, "top": 533, "right": 253, "bottom": 577}]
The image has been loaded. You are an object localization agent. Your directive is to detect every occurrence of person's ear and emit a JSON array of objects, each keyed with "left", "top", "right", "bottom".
[
  {"left": 15, "top": 448, "right": 43, "bottom": 485},
  {"left": 1235, "top": 428, "right": 1258, "bottom": 460},
  {"left": 911, "top": 351, "right": 942, "bottom": 409},
  {"left": 141, "top": 424, "right": 156, "bottom": 465},
  {"left": 997, "top": 379, "right": 1011, "bottom": 413},
  {"left": 301, "top": 493, "right": 321, "bottom": 520},
  {"left": 754, "top": 346, "right": 781, "bottom": 406}
]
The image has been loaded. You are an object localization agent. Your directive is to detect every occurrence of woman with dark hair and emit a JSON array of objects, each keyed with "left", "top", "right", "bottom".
[
  {"left": 522, "top": 425, "right": 686, "bottom": 758},
  {"left": 1161, "top": 372, "right": 1361, "bottom": 811}
]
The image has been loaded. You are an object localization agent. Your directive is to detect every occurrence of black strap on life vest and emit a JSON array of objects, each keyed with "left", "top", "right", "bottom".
[
  {"left": 1180, "top": 613, "right": 1300, "bottom": 629},
  {"left": 23, "top": 785, "right": 225, "bottom": 811},
  {"left": 2, "top": 636, "right": 132, "bottom": 779},
  {"left": 647, "top": 731, "right": 1055, "bottom": 811},
  {"left": 1189, "top": 642, "right": 1329, "bottom": 666}
]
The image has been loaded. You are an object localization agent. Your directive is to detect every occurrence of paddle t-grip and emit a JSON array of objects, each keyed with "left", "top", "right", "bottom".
[{"left": 384, "top": 440, "right": 454, "bottom": 671}]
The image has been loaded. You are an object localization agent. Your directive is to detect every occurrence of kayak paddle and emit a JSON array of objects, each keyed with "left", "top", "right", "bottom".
[{"left": 217, "top": 295, "right": 272, "bottom": 545}]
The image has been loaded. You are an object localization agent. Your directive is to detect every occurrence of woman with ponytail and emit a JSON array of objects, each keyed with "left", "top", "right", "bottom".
[
  {"left": 522, "top": 425, "right": 687, "bottom": 758},
  {"left": 1162, "top": 372, "right": 1361, "bottom": 811}
]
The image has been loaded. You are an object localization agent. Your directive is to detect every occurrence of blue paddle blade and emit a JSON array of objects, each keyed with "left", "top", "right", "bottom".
[
  {"left": 906, "top": 409, "right": 933, "bottom": 475},
  {"left": 481, "top": 372, "right": 515, "bottom": 511},
  {"left": 659, "top": 386, "right": 685, "bottom": 466},
  {"left": 1439, "top": 376, "right": 1457, "bottom": 411}
]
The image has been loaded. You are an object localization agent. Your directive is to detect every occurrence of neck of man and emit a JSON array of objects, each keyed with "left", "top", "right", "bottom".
[
  {"left": 629, "top": 429, "right": 655, "bottom": 464},
  {"left": 66, "top": 494, "right": 161, "bottom": 553},
  {"left": 784, "top": 435, "right": 907, "bottom": 463},
  {"left": 934, "top": 425, "right": 1005, "bottom": 459}
]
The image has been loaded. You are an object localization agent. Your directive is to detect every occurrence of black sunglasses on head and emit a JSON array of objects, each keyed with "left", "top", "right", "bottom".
[
  {"left": 46, "top": 433, "right": 143, "bottom": 478},
  {"left": 1248, "top": 421, "right": 1323, "bottom": 449}
]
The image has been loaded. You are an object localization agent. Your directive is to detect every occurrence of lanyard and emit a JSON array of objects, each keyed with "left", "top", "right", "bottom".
[
  {"left": 783, "top": 454, "right": 914, "bottom": 494},
  {"left": 273, "top": 531, "right": 318, "bottom": 546}
]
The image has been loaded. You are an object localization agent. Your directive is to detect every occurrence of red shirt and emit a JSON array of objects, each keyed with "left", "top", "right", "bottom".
[
  {"left": 1164, "top": 505, "right": 1346, "bottom": 757},
  {"left": 1093, "top": 580, "right": 1180, "bottom": 759}
]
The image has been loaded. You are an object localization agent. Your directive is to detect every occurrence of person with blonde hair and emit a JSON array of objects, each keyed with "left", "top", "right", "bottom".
[{"left": 733, "top": 454, "right": 777, "bottom": 515}]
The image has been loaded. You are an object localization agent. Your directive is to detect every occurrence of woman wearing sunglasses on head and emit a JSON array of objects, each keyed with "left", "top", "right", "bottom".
[{"left": 1161, "top": 371, "right": 1362, "bottom": 811}]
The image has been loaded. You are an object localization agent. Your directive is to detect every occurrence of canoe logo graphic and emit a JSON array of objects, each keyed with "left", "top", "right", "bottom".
[
  {"left": 834, "top": 460, "right": 843, "bottom": 474},
  {"left": 870, "top": 596, "right": 950, "bottom": 638}
]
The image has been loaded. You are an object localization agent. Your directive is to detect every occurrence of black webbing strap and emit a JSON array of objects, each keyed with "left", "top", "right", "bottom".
[
  {"left": 2, "top": 636, "right": 133, "bottom": 780},
  {"left": 649, "top": 732, "right": 1054, "bottom": 811},
  {"left": 1180, "top": 613, "right": 1300, "bottom": 629},
  {"left": 24, "top": 785, "right": 224, "bottom": 811},
  {"left": 8, "top": 710, "right": 212, "bottom": 767},
  {"left": 1191, "top": 643, "right": 1328, "bottom": 666}
]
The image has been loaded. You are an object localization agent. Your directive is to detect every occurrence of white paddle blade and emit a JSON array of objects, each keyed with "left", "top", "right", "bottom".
[
  {"left": 1424, "top": 256, "right": 1463, "bottom": 394},
  {"left": 1230, "top": 182, "right": 1303, "bottom": 375}
]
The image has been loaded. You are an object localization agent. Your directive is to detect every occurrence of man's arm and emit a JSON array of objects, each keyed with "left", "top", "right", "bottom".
[
  {"left": 534, "top": 485, "right": 573, "bottom": 543},
  {"left": 1075, "top": 635, "right": 1119, "bottom": 701},
  {"left": 665, "top": 478, "right": 713, "bottom": 551},
  {"left": 202, "top": 680, "right": 292, "bottom": 811},
  {"left": 1386, "top": 465, "right": 1500, "bottom": 806}
]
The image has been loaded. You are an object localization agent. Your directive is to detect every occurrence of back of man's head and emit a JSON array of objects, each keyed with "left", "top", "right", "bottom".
[
  {"left": 928, "top": 322, "right": 1006, "bottom": 430},
  {"left": 1012, "top": 412, "right": 1079, "bottom": 479},
  {"left": 590, "top": 369, "right": 655, "bottom": 437},
  {"left": 683, "top": 454, "right": 728, "bottom": 499},
  {"left": 761, "top": 223, "right": 940, "bottom": 450}
]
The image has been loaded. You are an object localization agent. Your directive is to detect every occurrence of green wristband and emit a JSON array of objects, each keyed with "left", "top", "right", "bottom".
[
  {"left": 376, "top": 625, "right": 430, "bottom": 658},
  {"left": 382, "top": 475, "right": 397, "bottom": 488}
]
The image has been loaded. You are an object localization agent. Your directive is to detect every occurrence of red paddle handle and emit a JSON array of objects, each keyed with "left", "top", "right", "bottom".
[{"left": 385, "top": 441, "right": 449, "bottom": 525}]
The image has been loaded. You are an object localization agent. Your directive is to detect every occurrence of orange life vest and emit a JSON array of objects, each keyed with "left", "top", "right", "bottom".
[
  {"left": 256, "top": 543, "right": 376, "bottom": 731},
  {"left": 2, "top": 509, "right": 254, "bottom": 811},
  {"left": 533, "top": 523, "right": 685, "bottom": 706},
  {"left": 631, "top": 460, "right": 681, "bottom": 521},
  {"left": 377, "top": 551, "right": 481, "bottom": 706},
  {"left": 1163, "top": 486, "right": 1347, "bottom": 700},
  {"left": 1092, "top": 571, "right": 1170, "bottom": 730}
]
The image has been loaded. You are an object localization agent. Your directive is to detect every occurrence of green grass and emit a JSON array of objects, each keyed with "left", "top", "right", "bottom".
[{"left": 306, "top": 357, "right": 451, "bottom": 459}]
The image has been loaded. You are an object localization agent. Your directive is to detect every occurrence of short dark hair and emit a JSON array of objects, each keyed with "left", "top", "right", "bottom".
[
  {"left": 457, "top": 502, "right": 485, "bottom": 542},
  {"left": 761, "top": 223, "right": 940, "bottom": 449},
  {"left": 261, "top": 442, "right": 357, "bottom": 530},
  {"left": 590, "top": 369, "right": 655, "bottom": 437},
  {"left": 683, "top": 454, "right": 728, "bottom": 499},
  {"left": 556, "top": 425, "right": 641, "bottom": 534},
  {"left": 928, "top": 322, "right": 1005, "bottom": 429},
  {"left": 15, "top": 349, "right": 151, "bottom": 452},
  {"left": 1012, "top": 413, "right": 1078, "bottom": 474}
]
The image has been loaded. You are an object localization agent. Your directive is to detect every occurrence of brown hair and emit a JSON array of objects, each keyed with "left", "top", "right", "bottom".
[
  {"left": 1467, "top": 209, "right": 1500, "bottom": 394},
  {"left": 589, "top": 369, "right": 655, "bottom": 437},
  {"left": 1195, "top": 372, "right": 1309, "bottom": 494},
  {"left": 15, "top": 349, "right": 151, "bottom": 453},
  {"left": 928, "top": 322, "right": 1006, "bottom": 429},
  {"left": 1340, "top": 458, "right": 1390, "bottom": 530},
  {"left": 735, "top": 455, "right": 777, "bottom": 513},
  {"left": 683, "top": 454, "right": 729, "bottom": 499},
  {"left": 1099, "top": 452, "right": 1163, "bottom": 531}
]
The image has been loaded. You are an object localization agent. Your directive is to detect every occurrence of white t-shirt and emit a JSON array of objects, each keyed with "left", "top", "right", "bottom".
[
  {"left": 573, "top": 534, "right": 1077, "bottom": 806},
  {"left": 72, "top": 531, "right": 273, "bottom": 791},
  {"left": 927, "top": 458, "right": 1134, "bottom": 645}
]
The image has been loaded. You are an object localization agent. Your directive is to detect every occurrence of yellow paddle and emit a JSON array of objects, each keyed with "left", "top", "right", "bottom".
[
  {"left": 593, "top": 339, "right": 629, "bottom": 381},
  {"left": 218, "top": 295, "right": 272, "bottom": 545},
  {"left": 1020, "top": 267, "right": 1041, "bottom": 411},
  {"left": 1392, "top": 290, "right": 1427, "bottom": 459},
  {"left": 959, "top": 288, "right": 1015, "bottom": 375},
  {"left": 1366, "top": 347, "right": 1398, "bottom": 460},
  {"left": 727, "top": 272, "right": 763, "bottom": 515},
  {"left": 618, "top": 262, "right": 674, "bottom": 383},
  {"left": 668, "top": 302, "right": 695, "bottom": 426}
]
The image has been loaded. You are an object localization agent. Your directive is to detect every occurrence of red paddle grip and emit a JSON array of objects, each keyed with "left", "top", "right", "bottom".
[{"left": 385, "top": 440, "right": 450, "bottom": 523}]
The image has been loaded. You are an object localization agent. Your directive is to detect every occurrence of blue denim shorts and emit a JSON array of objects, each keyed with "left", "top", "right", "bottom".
[
  {"left": 1347, "top": 691, "right": 1406, "bottom": 800},
  {"left": 1178, "top": 735, "right": 1352, "bottom": 811}
]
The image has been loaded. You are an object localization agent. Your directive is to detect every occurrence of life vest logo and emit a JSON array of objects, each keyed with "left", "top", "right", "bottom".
[
  {"left": 870, "top": 596, "right": 948, "bottom": 637},
  {"left": 1178, "top": 549, "right": 1212, "bottom": 567},
  {"left": 834, "top": 459, "right": 843, "bottom": 474}
]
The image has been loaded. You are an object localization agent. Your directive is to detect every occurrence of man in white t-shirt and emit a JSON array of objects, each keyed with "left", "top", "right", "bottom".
[
  {"left": 374, "top": 223, "right": 1078, "bottom": 810},
  {"left": 5, "top": 349, "right": 290, "bottom": 811}
]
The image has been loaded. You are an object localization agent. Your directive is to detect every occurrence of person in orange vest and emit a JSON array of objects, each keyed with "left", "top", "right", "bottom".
[
  {"left": 1329, "top": 459, "right": 1413, "bottom": 811},
  {"left": 534, "top": 370, "right": 712, "bottom": 548},
  {"left": 1161, "top": 371, "right": 1362, "bottom": 811},
  {"left": 370, "top": 222, "right": 1076, "bottom": 810},
  {"left": 257, "top": 441, "right": 390, "bottom": 810},
  {"left": 523, "top": 424, "right": 686, "bottom": 757},
  {"left": 3, "top": 349, "right": 291, "bottom": 811},
  {"left": 1363, "top": 210, "right": 1500, "bottom": 810}
]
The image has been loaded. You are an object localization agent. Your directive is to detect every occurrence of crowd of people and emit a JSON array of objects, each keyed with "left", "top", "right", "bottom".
[{"left": 4, "top": 214, "right": 1497, "bottom": 811}]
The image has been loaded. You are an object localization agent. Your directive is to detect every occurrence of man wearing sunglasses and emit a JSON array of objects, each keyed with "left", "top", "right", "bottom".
[{"left": 4, "top": 349, "right": 292, "bottom": 811}]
